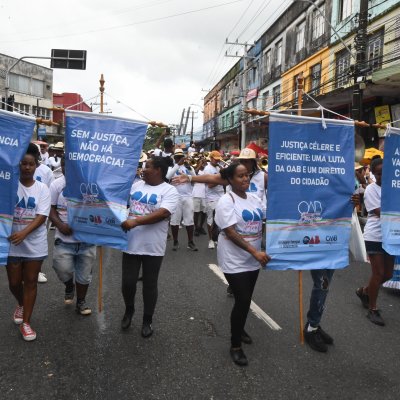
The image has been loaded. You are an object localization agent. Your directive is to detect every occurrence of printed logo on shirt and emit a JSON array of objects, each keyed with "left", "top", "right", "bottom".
[
  {"left": 246, "top": 182, "right": 257, "bottom": 193},
  {"left": 131, "top": 191, "right": 158, "bottom": 205},
  {"left": 35, "top": 176, "right": 42, "bottom": 182},
  {"left": 242, "top": 208, "right": 263, "bottom": 222},
  {"left": 16, "top": 196, "right": 36, "bottom": 209}
]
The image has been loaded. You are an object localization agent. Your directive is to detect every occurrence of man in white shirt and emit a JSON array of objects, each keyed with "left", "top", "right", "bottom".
[
  {"left": 204, "top": 150, "right": 224, "bottom": 249},
  {"left": 48, "top": 142, "right": 64, "bottom": 179},
  {"left": 39, "top": 143, "right": 50, "bottom": 166},
  {"left": 166, "top": 149, "right": 197, "bottom": 251}
]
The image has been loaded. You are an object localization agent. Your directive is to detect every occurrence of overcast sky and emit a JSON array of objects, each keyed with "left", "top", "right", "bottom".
[{"left": 0, "top": 0, "right": 284, "bottom": 129}]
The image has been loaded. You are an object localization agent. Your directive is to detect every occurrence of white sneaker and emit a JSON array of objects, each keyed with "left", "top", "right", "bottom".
[
  {"left": 208, "top": 240, "right": 215, "bottom": 249},
  {"left": 38, "top": 272, "right": 47, "bottom": 283}
]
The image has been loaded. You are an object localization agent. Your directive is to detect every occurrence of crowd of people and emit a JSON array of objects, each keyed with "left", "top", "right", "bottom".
[{"left": 3, "top": 134, "right": 394, "bottom": 368}]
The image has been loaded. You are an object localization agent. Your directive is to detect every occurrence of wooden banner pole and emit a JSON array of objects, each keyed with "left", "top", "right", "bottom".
[{"left": 297, "top": 73, "right": 305, "bottom": 345}]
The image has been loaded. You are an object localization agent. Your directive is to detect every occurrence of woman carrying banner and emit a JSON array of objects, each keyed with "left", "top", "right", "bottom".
[
  {"left": 215, "top": 163, "right": 270, "bottom": 366},
  {"left": 120, "top": 156, "right": 179, "bottom": 337},
  {"left": 356, "top": 157, "right": 394, "bottom": 326},
  {"left": 6, "top": 143, "right": 51, "bottom": 341}
]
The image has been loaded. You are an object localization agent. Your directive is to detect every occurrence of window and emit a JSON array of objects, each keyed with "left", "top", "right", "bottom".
[
  {"left": 32, "top": 106, "right": 51, "bottom": 120},
  {"left": 272, "top": 85, "right": 281, "bottom": 109},
  {"left": 335, "top": 49, "right": 351, "bottom": 88},
  {"left": 32, "top": 79, "right": 44, "bottom": 97},
  {"left": 230, "top": 111, "right": 234, "bottom": 127},
  {"left": 9, "top": 73, "right": 45, "bottom": 98},
  {"left": 312, "top": 5, "right": 325, "bottom": 40},
  {"left": 222, "top": 116, "right": 226, "bottom": 130},
  {"left": 9, "top": 74, "right": 30, "bottom": 94},
  {"left": 296, "top": 22, "right": 305, "bottom": 53},
  {"left": 264, "top": 50, "right": 271, "bottom": 74},
  {"left": 310, "top": 63, "right": 322, "bottom": 95},
  {"left": 367, "top": 30, "right": 384, "bottom": 72},
  {"left": 262, "top": 91, "right": 269, "bottom": 110},
  {"left": 13, "top": 102, "right": 30, "bottom": 115},
  {"left": 275, "top": 41, "right": 282, "bottom": 66},
  {"left": 340, "top": 0, "right": 352, "bottom": 21}
]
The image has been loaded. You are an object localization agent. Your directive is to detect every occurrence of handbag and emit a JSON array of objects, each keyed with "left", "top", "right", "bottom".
[{"left": 349, "top": 208, "right": 368, "bottom": 263}]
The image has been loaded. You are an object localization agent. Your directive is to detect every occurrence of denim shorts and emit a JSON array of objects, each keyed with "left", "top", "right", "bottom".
[
  {"left": 7, "top": 255, "right": 47, "bottom": 264},
  {"left": 52, "top": 239, "right": 96, "bottom": 285},
  {"left": 365, "top": 241, "right": 389, "bottom": 255}
]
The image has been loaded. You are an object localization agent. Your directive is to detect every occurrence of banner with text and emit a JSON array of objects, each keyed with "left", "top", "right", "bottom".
[
  {"left": 266, "top": 113, "right": 354, "bottom": 270},
  {"left": 64, "top": 111, "right": 147, "bottom": 250},
  {"left": 381, "top": 126, "right": 400, "bottom": 255},
  {"left": 0, "top": 110, "right": 35, "bottom": 265}
]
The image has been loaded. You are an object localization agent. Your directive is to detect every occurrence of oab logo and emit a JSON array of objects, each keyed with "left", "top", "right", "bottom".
[
  {"left": 89, "top": 215, "right": 102, "bottom": 224},
  {"left": 298, "top": 200, "right": 322, "bottom": 223},
  {"left": 80, "top": 183, "right": 99, "bottom": 203}
]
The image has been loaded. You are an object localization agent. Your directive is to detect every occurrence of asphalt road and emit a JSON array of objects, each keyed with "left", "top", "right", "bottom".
[{"left": 1, "top": 231, "right": 400, "bottom": 400}]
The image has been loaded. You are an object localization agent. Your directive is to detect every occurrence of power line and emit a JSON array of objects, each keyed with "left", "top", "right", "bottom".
[{"left": 0, "top": 0, "right": 245, "bottom": 43}]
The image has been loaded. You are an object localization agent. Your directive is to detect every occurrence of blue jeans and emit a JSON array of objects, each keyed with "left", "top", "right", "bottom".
[
  {"left": 306, "top": 269, "right": 335, "bottom": 327},
  {"left": 53, "top": 239, "right": 96, "bottom": 285}
]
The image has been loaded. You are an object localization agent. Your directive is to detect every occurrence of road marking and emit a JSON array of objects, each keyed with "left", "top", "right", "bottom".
[{"left": 208, "top": 264, "right": 282, "bottom": 331}]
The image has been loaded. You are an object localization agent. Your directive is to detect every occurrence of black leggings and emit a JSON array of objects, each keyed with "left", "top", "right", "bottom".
[
  {"left": 122, "top": 253, "right": 163, "bottom": 323},
  {"left": 224, "top": 269, "right": 259, "bottom": 347}
]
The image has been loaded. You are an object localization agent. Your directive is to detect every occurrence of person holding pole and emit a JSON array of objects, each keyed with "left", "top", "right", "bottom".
[
  {"left": 356, "top": 157, "right": 394, "bottom": 326},
  {"left": 49, "top": 157, "right": 95, "bottom": 315},
  {"left": 120, "top": 156, "right": 179, "bottom": 337},
  {"left": 6, "top": 143, "right": 51, "bottom": 341},
  {"left": 215, "top": 163, "right": 270, "bottom": 366}
]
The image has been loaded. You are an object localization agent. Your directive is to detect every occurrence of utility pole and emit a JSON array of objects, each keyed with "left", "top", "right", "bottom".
[
  {"left": 178, "top": 108, "right": 185, "bottom": 135},
  {"left": 352, "top": 0, "right": 369, "bottom": 136},
  {"left": 99, "top": 74, "right": 105, "bottom": 114},
  {"left": 183, "top": 106, "right": 191, "bottom": 135},
  {"left": 225, "top": 40, "right": 251, "bottom": 149},
  {"left": 190, "top": 110, "right": 195, "bottom": 142}
]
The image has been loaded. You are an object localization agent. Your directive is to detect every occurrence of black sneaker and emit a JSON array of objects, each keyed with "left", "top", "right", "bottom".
[
  {"left": 64, "top": 286, "right": 75, "bottom": 305},
  {"left": 356, "top": 287, "right": 369, "bottom": 309},
  {"left": 199, "top": 227, "right": 207, "bottom": 235},
  {"left": 316, "top": 326, "right": 333, "bottom": 345},
  {"left": 172, "top": 241, "right": 179, "bottom": 251},
  {"left": 76, "top": 300, "right": 92, "bottom": 316},
  {"left": 227, "top": 285, "right": 234, "bottom": 297},
  {"left": 367, "top": 309, "right": 385, "bottom": 326},
  {"left": 187, "top": 241, "right": 198, "bottom": 251},
  {"left": 304, "top": 325, "right": 328, "bottom": 352},
  {"left": 230, "top": 347, "right": 248, "bottom": 366},
  {"left": 141, "top": 322, "right": 153, "bottom": 338}
]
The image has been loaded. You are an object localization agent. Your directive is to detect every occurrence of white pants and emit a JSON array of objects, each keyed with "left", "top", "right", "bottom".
[
  {"left": 170, "top": 196, "right": 194, "bottom": 226},
  {"left": 193, "top": 197, "right": 206, "bottom": 213},
  {"left": 205, "top": 200, "right": 218, "bottom": 226}
]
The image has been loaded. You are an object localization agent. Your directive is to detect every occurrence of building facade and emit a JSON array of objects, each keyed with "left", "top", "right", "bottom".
[{"left": 203, "top": 0, "right": 400, "bottom": 152}]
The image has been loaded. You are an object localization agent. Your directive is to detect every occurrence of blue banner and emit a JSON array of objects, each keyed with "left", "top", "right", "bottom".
[
  {"left": 0, "top": 110, "right": 36, "bottom": 265},
  {"left": 381, "top": 126, "right": 400, "bottom": 255},
  {"left": 64, "top": 111, "right": 147, "bottom": 250},
  {"left": 266, "top": 114, "right": 354, "bottom": 270}
]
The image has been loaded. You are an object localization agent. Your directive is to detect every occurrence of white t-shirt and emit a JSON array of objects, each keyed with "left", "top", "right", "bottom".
[
  {"left": 204, "top": 163, "right": 224, "bottom": 202},
  {"left": 9, "top": 181, "right": 51, "bottom": 258},
  {"left": 50, "top": 175, "right": 78, "bottom": 244},
  {"left": 125, "top": 180, "right": 179, "bottom": 256},
  {"left": 153, "top": 149, "right": 173, "bottom": 158},
  {"left": 166, "top": 164, "right": 194, "bottom": 197},
  {"left": 215, "top": 192, "right": 263, "bottom": 274},
  {"left": 363, "top": 183, "right": 381, "bottom": 242},
  {"left": 192, "top": 170, "right": 206, "bottom": 199},
  {"left": 40, "top": 152, "right": 49, "bottom": 165},
  {"left": 34, "top": 163, "right": 54, "bottom": 188},
  {"left": 48, "top": 156, "right": 63, "bottom": 179}
]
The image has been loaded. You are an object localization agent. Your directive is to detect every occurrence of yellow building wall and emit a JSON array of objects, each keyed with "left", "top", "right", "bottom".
[{"left": 281, "top": 47, "right": 331, "bottom": 105}]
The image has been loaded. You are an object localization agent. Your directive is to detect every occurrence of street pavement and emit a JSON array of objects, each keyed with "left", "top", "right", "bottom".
[{"left": 1, "top": 231, "right": 400, "bottom": 400}]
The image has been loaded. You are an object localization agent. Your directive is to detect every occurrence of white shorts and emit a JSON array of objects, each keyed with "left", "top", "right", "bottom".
[
  {"left": 193, "top": 197, "right": 206, "bottom": 213},
  {"left": 170, "top": 196, "right": 194, "bottom": 226},
  {"left": 205, "top": 200, "right": 218, "bottom": 226}
]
